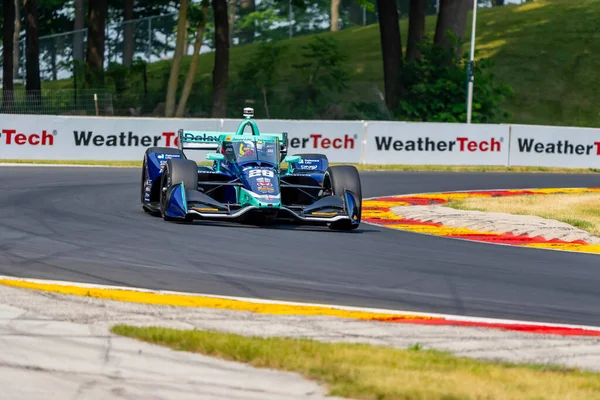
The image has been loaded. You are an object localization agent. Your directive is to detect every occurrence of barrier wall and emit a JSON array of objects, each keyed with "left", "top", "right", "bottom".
[{"left": 1, "top": 114, "right": 599, "bottom": 167}]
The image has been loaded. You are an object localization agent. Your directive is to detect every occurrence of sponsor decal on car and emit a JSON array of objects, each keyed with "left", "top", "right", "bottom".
[{"left": 182, "top": 132, "right": 220, "bottom": 143}]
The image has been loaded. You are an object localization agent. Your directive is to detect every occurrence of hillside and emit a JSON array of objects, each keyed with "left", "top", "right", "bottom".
[{"left": 44, "top": 0, "right": 600, "bottom": 127}]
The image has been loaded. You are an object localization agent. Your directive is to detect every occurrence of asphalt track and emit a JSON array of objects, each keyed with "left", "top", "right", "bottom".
[{"left": 1, "top": 166, "right": 599, "bottom": 326}]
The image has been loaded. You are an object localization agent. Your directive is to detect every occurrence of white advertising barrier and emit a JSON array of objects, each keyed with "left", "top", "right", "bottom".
[
  {"left": 364, "top": 121, "right": 511, "bottom": 165},
  {"left": 221, "top": 119, "right": 364, "bottom": 163},
  {"left": 0, "top": 114, "right": 222, "bottom": 161},
  {"left": 509, "top": 124, "right": 600, "bottom": 168}
]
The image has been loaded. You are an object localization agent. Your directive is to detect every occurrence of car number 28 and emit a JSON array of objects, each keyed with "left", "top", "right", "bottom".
[{"left": 249, "top": 170, "right": 275, "bottom": 178}]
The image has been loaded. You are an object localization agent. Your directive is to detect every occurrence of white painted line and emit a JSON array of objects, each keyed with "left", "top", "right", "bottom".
[{"left": 2, "top": 274, "right": 600, "bottom": 332}]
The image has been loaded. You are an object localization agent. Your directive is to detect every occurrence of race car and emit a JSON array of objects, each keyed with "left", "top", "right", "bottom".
[{"left": 140, "top": 108, "right": 362, "bottom": 230}]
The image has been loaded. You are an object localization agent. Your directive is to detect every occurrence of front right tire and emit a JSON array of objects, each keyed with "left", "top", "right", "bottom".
[{"left": 323, "top": 166, "right": 362, "bottom": 230}]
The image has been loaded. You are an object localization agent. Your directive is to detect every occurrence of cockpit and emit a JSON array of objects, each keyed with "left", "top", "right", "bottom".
[{"left": 222, "top": 139, "right": 280, "bottom": 165}]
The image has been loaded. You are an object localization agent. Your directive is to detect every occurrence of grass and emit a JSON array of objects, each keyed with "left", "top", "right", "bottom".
[
  {"left": 2, "top": 159, "right": 600, "bottom": 173},
  {"left": 448, "top": 192, "right": 600, "bottom": 236},
  {"left": 111, "top": 325, "right": 600, "bottom": 400},
  {"left": 44, "top": 0, "right": 600, "bottom": 127}
]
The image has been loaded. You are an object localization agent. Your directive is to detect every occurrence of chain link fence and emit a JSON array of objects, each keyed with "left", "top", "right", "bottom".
[
  {"left": 0, "top": 89, "right": 115, "bottom": 116},
  {"left": 0, "top": 5, "right": 386, "bottom": 117}
]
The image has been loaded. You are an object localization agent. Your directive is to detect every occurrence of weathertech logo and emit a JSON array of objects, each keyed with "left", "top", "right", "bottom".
[
  {"left": 1, "top": 129, "right": 55, "bottom": 145},
  {"left": 73, "top": 131, "right": 179, "bottom": 147},
  {"left": 290, "top": 134, "right": 356, "bottom": 150},
  {"left": 375, "top": 136, "right": 503, "bottom": 152},
  {"left": 517, "top": 139, "right": 600, "bottom": 156}
]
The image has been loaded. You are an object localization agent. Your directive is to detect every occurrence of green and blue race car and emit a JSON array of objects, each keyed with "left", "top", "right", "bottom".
[{"left": 140, "top": 108, "right": 362, "bottom": 230}]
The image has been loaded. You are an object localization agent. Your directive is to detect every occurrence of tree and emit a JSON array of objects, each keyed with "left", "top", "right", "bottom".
[
  {"left": 406, "top": 0, "right": 426, "bottom": 61},
  {"left": 123, "top": 0, "right": 135, "bottom": 66},
  {"left": 434, "top": 0, "right": 471, "bottom": 52},
  {"left": 175, "top": 0, "right": 209, "bottom": 117},
  {"left": 376, "top": 0, "right": 403, "bottom": 110},
  {"left": 24, "top": 0, "right": 41, "bottom": 103},
  {"left": 228, "top": 0, "right": 236, "bottom": 45},
  {"left": 165, "top": 0, "right": 189, "bottom": 117},
  {"left": 86, "top": 0, "right": 108, "bottom": 86},
  {"left": 73, "top": 0, "right": 85, "bottom": 61},
  {"left": 212, "top": 0, "right": 229, "bottom": 117},
  {"left": 13, "top": 0, "right": 21, "bottom": 79},
  {"left": 2, "top": 0, "right": 16, "bottom": 111},
  {"left": 330, "top": 0, "right": 340, "bottom": 31},
  {"left": 238, "top": 0, "right": 255, "bottom": 44}
]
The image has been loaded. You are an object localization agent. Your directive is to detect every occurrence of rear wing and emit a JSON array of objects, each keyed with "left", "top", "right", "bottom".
[
  {"left": 177, "top": 130, "right": 221, "bottom": 151},
  {"left": 177, "top": 129, "right": 288, "bottom": 158}
]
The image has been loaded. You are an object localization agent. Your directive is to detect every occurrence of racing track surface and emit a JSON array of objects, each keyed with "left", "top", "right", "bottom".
[{"left": 1, "top": 167, "right": 599, "bottom": 326}]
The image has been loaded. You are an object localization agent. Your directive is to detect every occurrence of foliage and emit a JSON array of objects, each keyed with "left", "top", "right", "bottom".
[
  {"left": 104, "top": 58, "right": 150, "bottom": 114},
  {"left": 231, "top": 41, "right": 287, "bottom": 117},
  {"left": 395, "top": 36, "right": 513, "bottom": 123},
  {"left": 288, "top": 36, "right": 350, "bottom": 118}
]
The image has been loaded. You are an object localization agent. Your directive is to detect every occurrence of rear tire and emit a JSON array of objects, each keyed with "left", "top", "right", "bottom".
[
  {"left": 159, "top": 159, "right": 198, "bottom": 221},
  {"left": 323, "top": 166, "right": 362, "bottom": 230}
]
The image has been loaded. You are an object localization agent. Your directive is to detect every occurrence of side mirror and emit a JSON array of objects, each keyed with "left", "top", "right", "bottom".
[
  {"left": 284, "top": 155, "right": 301, "bottom": 164},
  {"left": 206, "top": 153, "right": 225, "bottom": 161}
]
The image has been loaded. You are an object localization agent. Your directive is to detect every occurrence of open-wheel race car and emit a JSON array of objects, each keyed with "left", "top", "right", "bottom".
[{"left": 140, "top": 108, "right": 362, "bottom": 230}]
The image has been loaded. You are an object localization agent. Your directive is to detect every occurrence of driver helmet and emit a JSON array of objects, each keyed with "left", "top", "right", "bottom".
[{"left": 239, "top": 140, "right": 255, "bottom": 156}]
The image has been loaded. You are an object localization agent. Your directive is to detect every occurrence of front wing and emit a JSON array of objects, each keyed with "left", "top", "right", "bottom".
[{"left": 162, "top": 182, "right": 359, "bottom": 227}]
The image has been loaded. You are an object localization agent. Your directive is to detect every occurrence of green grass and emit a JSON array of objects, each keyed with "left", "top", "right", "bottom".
[
  {"left": 44, "top": 0, "right": 600, "bottom": 127},
  {"left": 111, "top": 325, "right": 600, "bottom": 400},
  {"left": 3, "top": 159, "right": 600, "bottom": 173},
  {"left": 447, "top": 192, "right": 600, "bottom": 236}
]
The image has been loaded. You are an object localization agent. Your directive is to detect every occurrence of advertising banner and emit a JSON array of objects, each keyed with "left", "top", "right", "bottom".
[
  {"left": 0, "top": 114, "right": 221, "bottom": 161},
  {"left": 364, "top": 122, "right": 510, "bottom": 165},
  {"left": 509, "top": 125, "right": 600, "bottom": 168},
  {"left": 4, "top": 114, "right": 600, "bottom": 169},
  {"left": 221, "top": 119, "right": 365, "bottom": 163}
]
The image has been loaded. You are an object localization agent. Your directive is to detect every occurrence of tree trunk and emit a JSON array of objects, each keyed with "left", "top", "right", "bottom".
[
  {"left": 13, "top": 0, "right": 21, "bottom": 80},
  {"left": 2, "top": 0, "right": 16, "bottom": 112},
  {"left": 86, "top": 0, "right": 108, "bottom": 87},
  {"left": 176, "top": 2, "right": 208, "bottom": 117},
  {"left": 24, "top": 0, "right": 41, "bottom": 105},
  {"left": 228, "top": 0, "right": 236, "bottom": 46},
  {"left": 73, "top": 0, "right": 85, "bottom": 62},
  {"left": 434, "top": 0, "right": 471, "bottom": 52},
  {"left": 330, "top": 0, "right": 341, "bottom": 31},
  {"left": 376, "top": 0, "right": 403, "bottom": 111},
  {"left": 212, "top": 0, "right": 229, "bottom": 118},
  {"left": 238, "top": 0, "right": 254, "bottom": 44},
  {"left": 406, "top": 0, "right": 426, "bottom": 61},
  {"left": 165, "top": 0, "right": 189, "bottom": 117},
  {"left": 51, "top": 47, "right": 58, "bottom": 80},
  {"left": 123, "top": 0, "right": 135, "bottom": 66}
]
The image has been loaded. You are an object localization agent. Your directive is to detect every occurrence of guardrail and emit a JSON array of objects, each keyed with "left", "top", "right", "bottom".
[{"left": 0, "top": 114, "right": 599, "bottom": 168}]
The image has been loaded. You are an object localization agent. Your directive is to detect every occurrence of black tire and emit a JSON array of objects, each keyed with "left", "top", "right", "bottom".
[
  {"left": 159, "top": 158, "right": 198, "bottom": 221},
  {"left": 141, "top": 147, "right": 185, "bottom": 212},
  {"left": 323, "top": 166, "right": 362, "bottom": 230}
]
